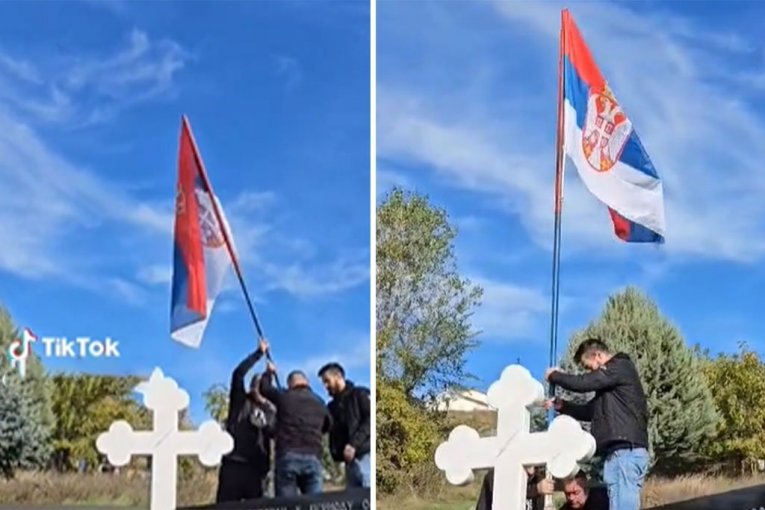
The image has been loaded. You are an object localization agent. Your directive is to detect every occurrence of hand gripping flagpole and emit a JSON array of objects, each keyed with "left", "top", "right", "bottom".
[
  {"left": 181, "top": 115, "right": 281, "bottom": 387},
  {"left": 544, "top": 10, "right": 568, "bottom": 510}
]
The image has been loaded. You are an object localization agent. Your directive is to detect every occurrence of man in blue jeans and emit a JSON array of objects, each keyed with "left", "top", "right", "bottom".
[
  {"left": 319, "top": 362, "right": 371, "bottom": 488},
  {"left": 544, "top": 338, "right": 650, "bottom": 510},
  {"left": 260, "top": 363, "right": 331, "bottom": 497}
]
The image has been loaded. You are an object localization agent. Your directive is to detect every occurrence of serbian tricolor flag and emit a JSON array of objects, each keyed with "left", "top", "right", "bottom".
[
  {"left": 561, "top": 9, "right": 666, "bottom": 242},
  {"left": 171, "top": 116, "right": 236, "bottom": 348}
]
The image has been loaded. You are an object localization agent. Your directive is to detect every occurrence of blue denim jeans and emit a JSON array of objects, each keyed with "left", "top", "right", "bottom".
[
  {"left": 603, "top": 447, "right": 650, "bottom": 510},
  {"left": 275, "top": 452, "right": 323, "bottom": 497},
  {"left": 346, "top": 453, "right": 371, "bottom": 488}
]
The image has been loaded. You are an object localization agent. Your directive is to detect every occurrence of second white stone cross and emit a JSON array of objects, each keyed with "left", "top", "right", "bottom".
[
  {"left": 435, "top": 365, "right": 596, "bottom": 510},
  {"left": 96, "top": 368, "right": 234, "bottom": 510}
]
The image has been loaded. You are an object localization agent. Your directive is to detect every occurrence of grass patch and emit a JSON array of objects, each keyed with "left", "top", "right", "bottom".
[{"left": 0, "top": 470, "right": 341, "bottom": 506}]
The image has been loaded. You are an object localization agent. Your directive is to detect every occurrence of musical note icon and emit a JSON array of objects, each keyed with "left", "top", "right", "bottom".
[{"left": 7, "top": 328, "right": 36, "bottom": 379}]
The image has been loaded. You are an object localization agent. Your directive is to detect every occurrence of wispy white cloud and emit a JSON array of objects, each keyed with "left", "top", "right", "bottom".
[
  {"left": 470, "top": 276, "right": 550, "bottom": 341},
  {"left": 222, "top": 193, "right": 369, "bottom": 299},
  {"left": 0, "top": 53, "right": 42, "bottom": 84},
  {"left": 289, "top": 333, "right": 371, "bottom": 380},
  {"left": 0, "top": 29, "right": 366, "bottom": 304},
  {"left": 258, "top": 252, "right": 369, "bottom": 298},
  {"left": 0, "top": 27, "right": 184, "bottom": 282},
  {"left": 0, "top": 28, "right": 190, "bottom": 126},
  {"left": 378, "top": 1, "right": 765, "bottom": 263},
  {"left": 132, "top": 191, "right": 369, "bottom": 301},
  {"left": 0, "top": 112, "right": 171, "bottom": 280},
  {"left": 105, "top": 277, "right": 148, "bottom": 306},
  {"left": 136, "top": 265, "right": 173, "bottom": 286}
]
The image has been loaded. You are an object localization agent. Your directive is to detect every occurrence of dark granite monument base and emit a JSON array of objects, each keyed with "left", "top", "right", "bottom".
[
  {"left": 649, "top": 483, "right": 765, "bottom": 510},
  {"left": 1, "top": 484, "right": 762, "bottom": 510},
  {"left": 177, "top": 488, "right": 370, "bottom": 510}
]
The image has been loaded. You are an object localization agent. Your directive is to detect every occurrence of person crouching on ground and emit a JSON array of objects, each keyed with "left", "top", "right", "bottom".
[
  {"left": 318, "top": 362, "right": 371, "bottom": 488},
  {"left": 216, "top": 339, "right": 276, "bottom": 503},
  {"left": 560, "top": 471, "right": 609, "bottom": 510},
  {"left": 475, "top": 467, "right": 609, "bottom": 510},
  {"left": 260, "top": 363, "right": 332, "bottom": 497}
]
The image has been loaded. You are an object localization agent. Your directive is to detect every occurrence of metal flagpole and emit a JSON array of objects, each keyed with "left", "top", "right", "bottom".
[
  {"left": 181, "top": 115, "right": 280, "bottom": 386},
  {"left": 544, "top": 9, "right": 568, "bottom": 510}
]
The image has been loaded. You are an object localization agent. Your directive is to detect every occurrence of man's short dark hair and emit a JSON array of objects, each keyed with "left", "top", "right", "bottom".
[
  {"left": 287, "top": 370, "right": 308, "bottom": 385},
  {"left": 563, "top": 470, "right": 589, "bottom": 491},
  {"left": 318, "top": 362, "right": 345, "bottom": 378},
  {"left": 573, "top": 338, "right": 611, "bottom": 364}
]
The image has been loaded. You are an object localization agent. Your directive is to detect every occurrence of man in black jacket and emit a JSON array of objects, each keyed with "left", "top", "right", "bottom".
[
  {"left": 318, "top": 362, "right": 370, "bottom": 488},
  {"left": 216, "top": 339, "right": 275, "bottom": 503},
  {"left": 545, "top": 338, "right": 650, "bottom": 510},
  {"left": 260, "top": 362, "right": 331, "bottom": 497}
]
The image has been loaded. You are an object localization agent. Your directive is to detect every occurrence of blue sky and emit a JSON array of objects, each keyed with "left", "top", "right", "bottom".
[
  {"left": 378, "top": 0, "right": 765, "bottom": 391},
  {"left": 0, "top": 0, "right": 370, "bottom": 422}
]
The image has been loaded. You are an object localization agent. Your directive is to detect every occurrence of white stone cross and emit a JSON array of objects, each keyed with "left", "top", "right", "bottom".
[
  {"left": 435, "top": 365, "right": 596, "bottom": 510},
  {"left": 96, "top": 367, "right": 234, "bottom": 510}
]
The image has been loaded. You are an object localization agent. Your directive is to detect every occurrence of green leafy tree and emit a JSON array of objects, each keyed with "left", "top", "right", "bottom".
[
  {"left": 376, "top": 188, "right": 482, "bottom": 493},
  {"left": 203, "top": 383, "right": 229, "bottom": 424},
  {"left": 701, "top": 344, "right": 765, "bottom": 474},
  {"left": 376, "top": 381, "right": 443, "bottom": 493},
  {"left": 377, "top": 188, "right": 482, "bottom": 399},
  {"left": 559, "top": 287, "right": 718, "bottom": 475},
  {"left": 50, "top": 373, "right": 150, "bottom": 470}
]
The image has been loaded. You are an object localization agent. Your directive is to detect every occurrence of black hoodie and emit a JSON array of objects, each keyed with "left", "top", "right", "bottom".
[
  {"left": 221, "top": 351, "right": 275, "bottom": 472},
  {"left": 327, "top": 381, "right": 370, "bottom": 462}
]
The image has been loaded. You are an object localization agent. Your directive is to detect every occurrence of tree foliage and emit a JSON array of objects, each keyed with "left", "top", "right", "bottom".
[
  {"left": 0, "top": 377, "right": 52, "bottom": 477},
  {"left": 0, "top": 306, "right": 54, "bottom": 477},
  {"left": 203, "top": 383, "right": 229, "bottom": 424},
  {"left": 376, "top": 189, "right": 482, "bottom": 493},
  {"left": 376, "top": 188, "right": 482, "bottom": 399},
  {"left": 376, "top": 381, "right": 443, "bottom": 493},
  {"left": 0, "top": 307, "right": 55, "bottom": 436},
  {"left": 50, "top": 373, "right": 150, "bottom": 470},
  {"left": 560, "top": 287, "right": 718, "bottom": 474},
  {"left": 701, "top": 344, "right": 765, "bottom": 474}
]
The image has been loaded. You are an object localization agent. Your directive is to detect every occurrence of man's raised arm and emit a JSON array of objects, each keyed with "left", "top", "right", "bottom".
[
  {"left": 259, "top": 362, "right": 282, "bottom": 405},
  {"left": 547, "top": 367, "right": 620, "bottom": 393},
  {"left": 227, "top": 339, "right": 268, "bottom": 420}
]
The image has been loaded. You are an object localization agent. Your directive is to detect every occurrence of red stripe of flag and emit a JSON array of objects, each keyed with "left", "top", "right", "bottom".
[{"left": 175, "top": 120, "right": 207, "bottom": 315}]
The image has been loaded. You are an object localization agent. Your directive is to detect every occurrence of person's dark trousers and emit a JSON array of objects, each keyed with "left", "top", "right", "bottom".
[
  {"left": 275, "top": 452, "right": 324, "bottom": 497},
  {"left": 216, "top": 460, "right": 265, "bottom": 503},
  {"left": 345, "top": 453, "right": 371, "bottom": 488}
]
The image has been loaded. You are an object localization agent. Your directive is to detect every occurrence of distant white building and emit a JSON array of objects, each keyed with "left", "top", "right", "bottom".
[{"left": 434, "top": 389, "right": 493, "bottom": 412}]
